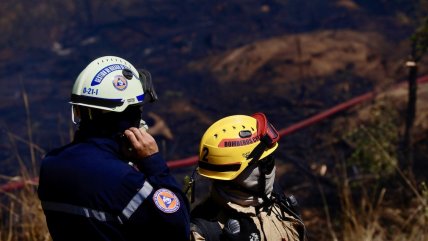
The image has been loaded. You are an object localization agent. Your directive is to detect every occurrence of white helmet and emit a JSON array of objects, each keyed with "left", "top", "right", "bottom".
[{"left": 70, "top": 56, "right": 157, "bottom": 113}]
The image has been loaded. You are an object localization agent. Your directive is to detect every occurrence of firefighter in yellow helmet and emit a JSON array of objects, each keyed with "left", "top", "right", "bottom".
[{"left": 190, "top": 113, "right": 306, "bottom": 241}]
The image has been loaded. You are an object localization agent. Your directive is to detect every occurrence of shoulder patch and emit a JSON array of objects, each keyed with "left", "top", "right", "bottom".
[{"left": 153, "top": 188, "right": 180, "bottom": 213}]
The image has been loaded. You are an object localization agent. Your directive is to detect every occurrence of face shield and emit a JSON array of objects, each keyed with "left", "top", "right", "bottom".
[{"left": 138, "top": 69, "right": 158, "bottom": 104}]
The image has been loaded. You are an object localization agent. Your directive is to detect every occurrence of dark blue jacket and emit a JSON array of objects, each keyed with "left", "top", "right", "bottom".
[{"left": 37, "top": 137, "right": 190, "bottom": 241}]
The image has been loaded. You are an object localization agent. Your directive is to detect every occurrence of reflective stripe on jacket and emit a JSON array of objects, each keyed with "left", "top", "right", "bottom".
[{"left": 38, "top": 137, "right": 190, "bottom": 241}]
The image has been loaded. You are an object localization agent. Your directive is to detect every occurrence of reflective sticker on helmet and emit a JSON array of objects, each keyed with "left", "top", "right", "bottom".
[
  {"left": 113, "top": 75, "right": 128, "bottom": 91},
  {"left": 153, "top": 188, "right": 180, "bottom": 213},
  {"left": 219, "top": 133, "right": 260, "bottom": 147},
  {"left": 91, "top": 64, "right": 127, "bottom": 86}
]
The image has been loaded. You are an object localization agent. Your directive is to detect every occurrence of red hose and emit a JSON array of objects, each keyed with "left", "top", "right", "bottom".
[
  {"left": 0, "top": 177, "right": 39, "bottom": 192},
  {"left": 166, "top": 75, "right": 428, "bottom": 168},
  {"left": 2, "top": 75, "right": 428, "bottom": 192},
  {"left": 167, "top": 156, "right": 199, "bottom": 169},
  {"left": 165, "top": 92, "right": 375, "bottom": 169}
]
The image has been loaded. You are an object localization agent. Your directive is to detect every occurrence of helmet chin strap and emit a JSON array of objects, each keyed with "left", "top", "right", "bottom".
[
  {"left": 249, "top": 163, "right": 272, "bottom": 206},
  {"left": 225, "top": 160, "right": 275, "bottom": 206}
]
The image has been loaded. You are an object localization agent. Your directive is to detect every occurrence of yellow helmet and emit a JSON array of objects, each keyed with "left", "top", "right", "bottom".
[{"left": 198, "top": 112, "right": 280, "bottom": 180}]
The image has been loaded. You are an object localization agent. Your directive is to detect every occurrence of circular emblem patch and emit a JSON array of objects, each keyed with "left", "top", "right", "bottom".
[
  {"left": 112, "top": 75, "right": 128, "bottom": 91},
  {"left": 153, "top": 188, "right": 180, "bottom": 213}
]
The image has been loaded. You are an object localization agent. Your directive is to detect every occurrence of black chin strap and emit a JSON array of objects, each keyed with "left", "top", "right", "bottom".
[{"left": 246, "top": 135, "right": 272, "bottom": 166}]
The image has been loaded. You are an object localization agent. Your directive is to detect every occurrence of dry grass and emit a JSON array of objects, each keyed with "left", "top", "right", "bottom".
[
  {"left": 0, "top": 175, "right": 51, "bottom": 241},
  {"left": 333, "top": 174, "right": 428, "bottom": 241},
  {"left": 321, "top": 101, "right": 428, "bottom": 241},
  {"left": 0, "top": 88, "right": 51, "bottom": 241}
]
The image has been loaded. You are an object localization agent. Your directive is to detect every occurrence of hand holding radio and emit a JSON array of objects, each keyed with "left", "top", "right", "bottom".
[{"left": 122, "top": 126, "right": 159, "bottom": 160}]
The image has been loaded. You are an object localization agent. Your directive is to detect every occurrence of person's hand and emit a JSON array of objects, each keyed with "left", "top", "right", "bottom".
[{"left": 122, "top": 127, "right": 159, "bottom": 160}]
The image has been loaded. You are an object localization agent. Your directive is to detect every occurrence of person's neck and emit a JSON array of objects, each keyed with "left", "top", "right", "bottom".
[{"left": 212, "top": 181, "right": 263, "bottom": 207}]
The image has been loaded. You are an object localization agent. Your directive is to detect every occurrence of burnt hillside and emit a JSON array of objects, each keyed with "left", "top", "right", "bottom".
[
  {"left": 0, "top": 0, "right": 426, "bottom": 165},
  {"left": 1, "top": 1, "right": 428, "bottom": 240}
]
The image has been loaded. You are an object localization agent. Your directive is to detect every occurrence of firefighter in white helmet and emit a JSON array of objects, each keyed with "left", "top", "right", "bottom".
[
  {"left": 38, "top": 56, "right": 190, "bottom": 241},
  {"left": 190, "top": 113, "right": 306, "bottom": 241}
]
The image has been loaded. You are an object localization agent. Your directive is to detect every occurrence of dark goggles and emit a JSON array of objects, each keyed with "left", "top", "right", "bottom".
[{"left": 247, "top": 112, "right": 280, "bottom": 166}]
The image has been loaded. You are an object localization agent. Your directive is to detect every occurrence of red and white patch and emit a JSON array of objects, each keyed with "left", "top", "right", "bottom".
[{"left": 153, "top": 188, "right": 180, "bottom": 213}]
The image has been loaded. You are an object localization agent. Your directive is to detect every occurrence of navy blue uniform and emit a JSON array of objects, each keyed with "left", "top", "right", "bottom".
[{"left": 38, "top": 137, "right": 190, "bottom": 241}]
